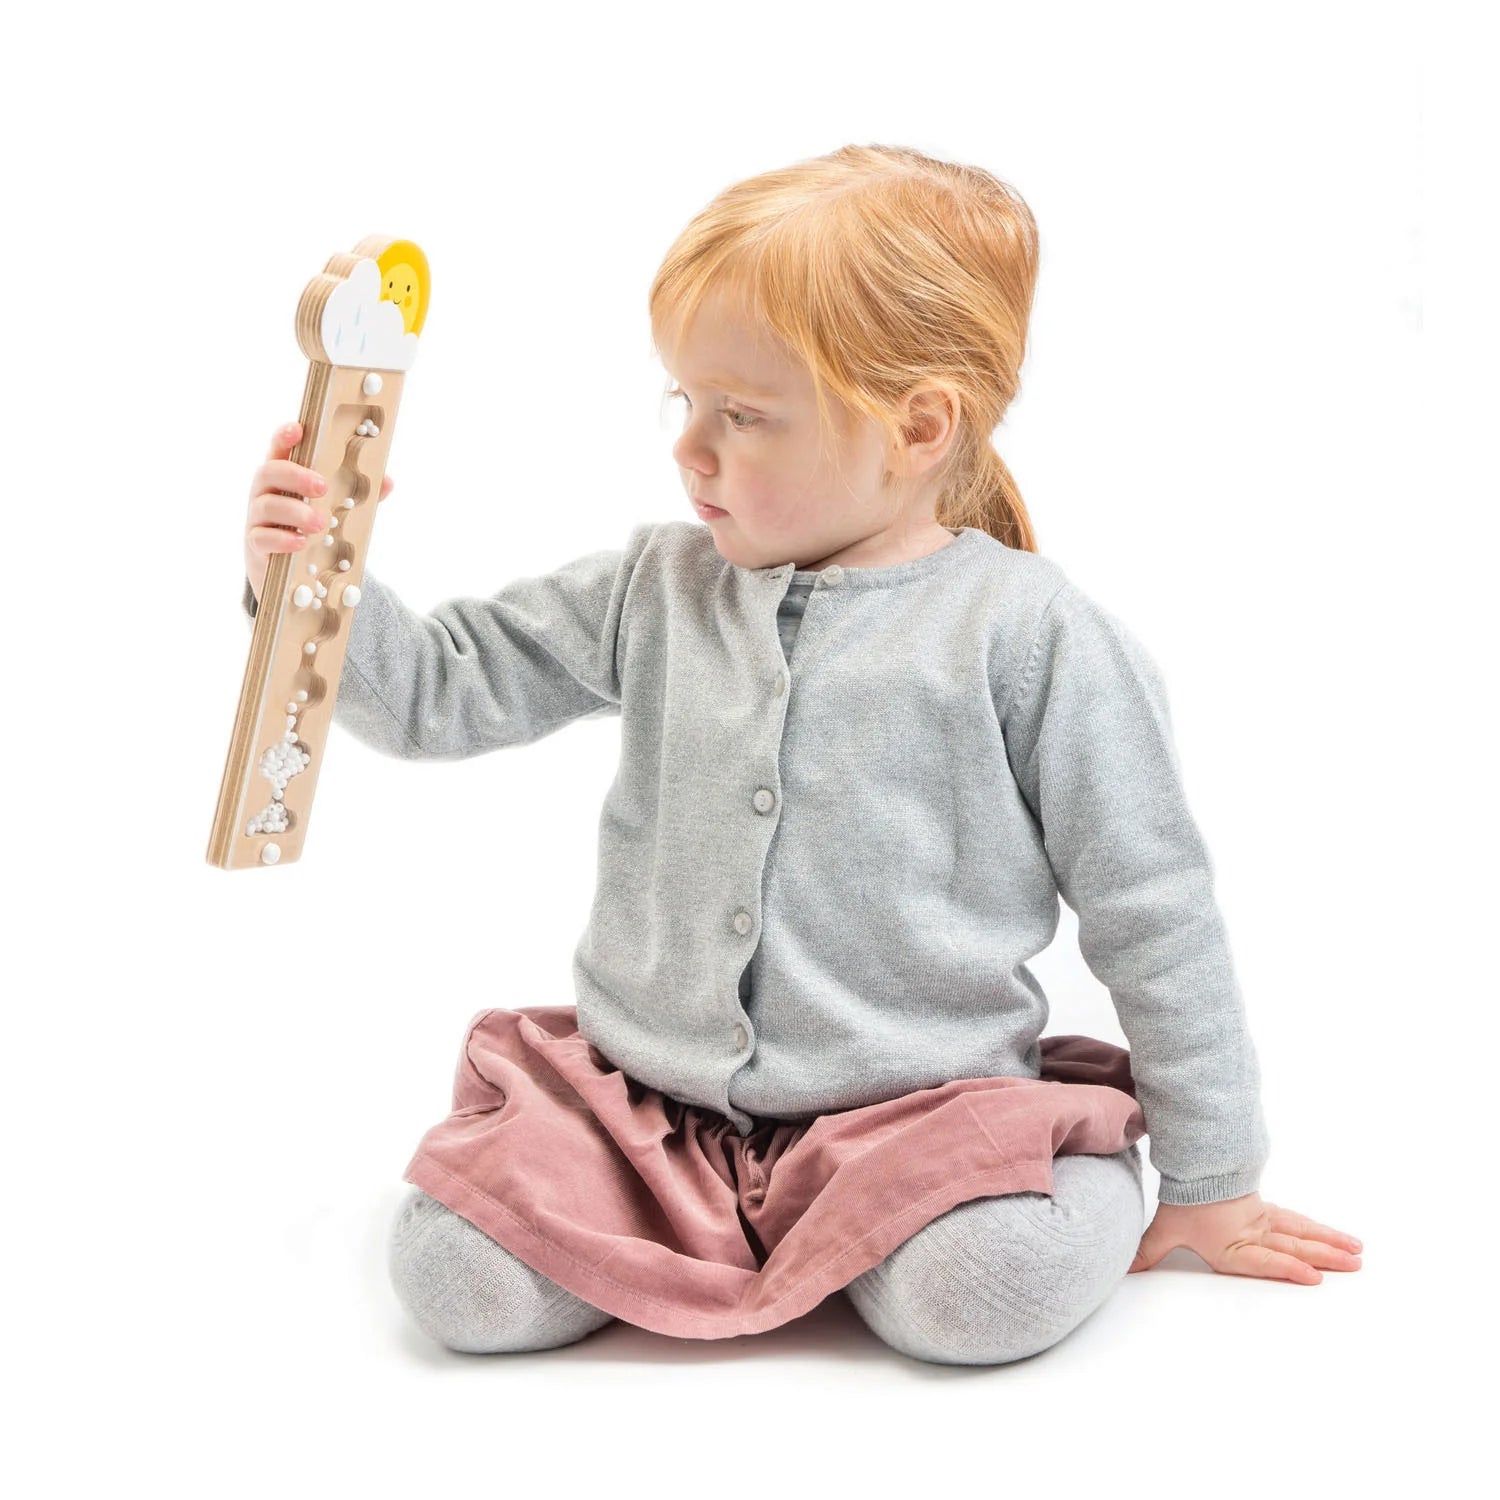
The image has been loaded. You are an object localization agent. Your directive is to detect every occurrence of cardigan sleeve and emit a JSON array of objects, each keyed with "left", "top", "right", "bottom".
[
  {"left": 1003, "top": 582, "right": 1271, "bottom": 1206},
  {"left": 243, "top": 521, "right": 655, "bottom": 762}
]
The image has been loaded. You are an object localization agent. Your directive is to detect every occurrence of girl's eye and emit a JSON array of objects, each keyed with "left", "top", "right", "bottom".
[{"left": 665, "top": 388, "right": 759, "bottom": 430}]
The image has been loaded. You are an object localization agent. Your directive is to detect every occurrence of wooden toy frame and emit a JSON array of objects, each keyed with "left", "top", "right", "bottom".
[{"left": 206, "top": 234, "right": 429, "bottom": 870}]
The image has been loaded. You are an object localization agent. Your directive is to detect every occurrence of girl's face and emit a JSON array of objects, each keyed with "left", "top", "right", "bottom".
[{"left": 664, "top": 288, "right": 955, "bottom": 571}]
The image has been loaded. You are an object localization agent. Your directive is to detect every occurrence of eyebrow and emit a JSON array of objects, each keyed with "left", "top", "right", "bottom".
[{"left": 666, "top": 372, "right": 783, "bottom": 402}]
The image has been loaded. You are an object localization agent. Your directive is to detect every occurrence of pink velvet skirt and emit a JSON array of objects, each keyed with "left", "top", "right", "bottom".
[{"left": 400, "top": 1005, "right": 1146, "bottom": 1340}]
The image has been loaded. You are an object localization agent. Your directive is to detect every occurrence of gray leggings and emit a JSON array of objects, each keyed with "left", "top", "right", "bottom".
[{"left": 389, "top": 1142, "right": 1144, "bottom": 1365}]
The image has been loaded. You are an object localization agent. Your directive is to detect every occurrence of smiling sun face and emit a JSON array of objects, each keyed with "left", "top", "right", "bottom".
[
  {"left": 376, "top": 241, "right": 430, "bottom": 336},
  {"left": 382, "top": 261, "right": 419, "bottom": 331}
]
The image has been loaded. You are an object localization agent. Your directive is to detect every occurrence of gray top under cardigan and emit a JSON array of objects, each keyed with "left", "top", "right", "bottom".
[{"left": 243, "top": 522, "right": 1270, "bottom": 1206}]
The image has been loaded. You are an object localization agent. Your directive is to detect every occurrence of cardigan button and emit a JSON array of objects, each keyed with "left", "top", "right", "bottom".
[
  {"left": 733, "top": 910, "right": 753, "bottom": 935},
  {"left": 821, "top": 565, "right": 843, "bottom": 585},
  {"left": 752, "top": 788, "right": 775, "bottom": 814},
  {"left": 774, "top": 669, "right": 787, "bottom": 696},
  {"left": 733, "top": 1023, "right": 749, "bottom": 1050}
]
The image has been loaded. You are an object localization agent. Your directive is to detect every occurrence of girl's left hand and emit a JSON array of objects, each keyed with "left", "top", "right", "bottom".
[{"left": 1127, "top": 1192, "right": 1363, "bottom": 1284}]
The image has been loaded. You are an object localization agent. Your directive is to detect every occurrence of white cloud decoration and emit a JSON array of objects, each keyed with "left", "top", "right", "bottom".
[{"left": 320, "top": 258, "right": 419, "bottom": 370}]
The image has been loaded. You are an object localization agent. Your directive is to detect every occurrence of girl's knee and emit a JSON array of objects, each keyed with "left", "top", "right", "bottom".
[
  {"left": 1011, "top": 1147, "right": 1144, "bottom": 1248},
  {"left": 388, "top": 1186, "right": 614, "bottom": 1354},
  {"left": 844, "top": 1149, "right": 1142, "bottom": 1366}
]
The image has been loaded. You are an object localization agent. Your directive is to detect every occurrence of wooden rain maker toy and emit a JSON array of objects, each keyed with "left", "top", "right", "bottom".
[{"left": 207, "top": 234, "right": 429, "bottom": 870}]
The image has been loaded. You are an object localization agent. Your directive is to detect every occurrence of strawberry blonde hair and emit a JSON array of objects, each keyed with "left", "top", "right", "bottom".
[{"left": 648, "top": 143, "right": 1042, "bottom": 552}]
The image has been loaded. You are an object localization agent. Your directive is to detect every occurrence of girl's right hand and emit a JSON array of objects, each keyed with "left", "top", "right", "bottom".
[{"left": 244, "top": 420, "right": 395, "bottom": 606}]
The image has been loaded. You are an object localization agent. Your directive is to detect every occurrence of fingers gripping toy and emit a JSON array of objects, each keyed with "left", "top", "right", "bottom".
[{"left": 207, "top": 235, "right": 429, "bottom": 870}]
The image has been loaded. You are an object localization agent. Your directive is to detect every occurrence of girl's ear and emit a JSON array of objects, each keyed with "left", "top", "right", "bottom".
[{"left": 900, "top": 385, "right": 960, "bottom": 452}]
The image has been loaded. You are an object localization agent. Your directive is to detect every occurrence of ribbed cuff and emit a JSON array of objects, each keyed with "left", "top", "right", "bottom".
[{"left": 1156, "top": 1167, "right": 1262, "bottom": 1206}]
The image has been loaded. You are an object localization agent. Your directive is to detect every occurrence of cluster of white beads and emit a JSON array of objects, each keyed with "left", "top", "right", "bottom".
[
  {"left": 245, "top": 708, "right": 310, "bottom": 836},
  {"left": 247, "top": 800, "right": 289, "bottom": 835},
  {"left": 260, "top": 721, "right": 308, "bottom": 795},
  {"left": 355, "top": 417, "right": 381, "bottom": 436},
  {"left": 246, "top": 693, "right": 310, "bottom": 842}
]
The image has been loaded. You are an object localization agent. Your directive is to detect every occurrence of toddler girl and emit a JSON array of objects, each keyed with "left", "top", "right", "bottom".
[{"left": 241, "top": 144, "right": 1362, "bottom": 1365}]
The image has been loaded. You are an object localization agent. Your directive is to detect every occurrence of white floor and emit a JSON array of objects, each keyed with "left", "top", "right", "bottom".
[{"left": 17, "top": 1161, "right": 1462, "bottom": 1500}]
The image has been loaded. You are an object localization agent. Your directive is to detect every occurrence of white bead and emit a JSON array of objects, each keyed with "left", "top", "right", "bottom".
[
  {"left": 293, "top": 584, "right": 312, "bottom": 607},
  {"left": 342, "top": 584, "right": 361, "bottom": 607},
  {"left": 304, "top": 641, "right": 316, "bottom": 654},
  {"left": 261, "top": 843, "right": 280, "bottom": 864},
  {"left": 363, "top": 372, "right": 383, "bottom": 395}
]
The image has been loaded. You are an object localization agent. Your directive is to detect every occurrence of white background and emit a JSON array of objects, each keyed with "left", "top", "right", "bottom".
[{"left": 4, "top": 0, "right": 1488, "bottom": 1494}]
